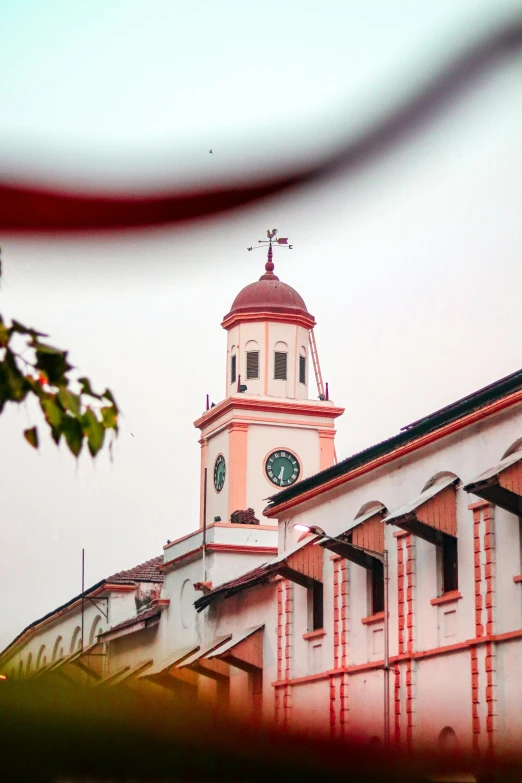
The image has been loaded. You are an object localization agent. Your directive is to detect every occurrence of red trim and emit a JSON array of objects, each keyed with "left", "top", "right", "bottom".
[
  {"left": 329, "top": 674, "right": 336, "bottom": 737},
  {"left": 393, "top": 530, "right": 410, "bottom": 538},
  {"left": 333, "top": 558, "right": 340, "bottom": 668},
  {"left": 195, "top": 396, "right": 344, "bottom": 431},
  {"left": 162, "top": 543, "right": 277, "bottom": 570},
  {"left": 206, "top": 544, "right": 278, "bottom": 555},
  {"left": 473, "top": 508, "right": 483, "bottom": 637},
  {"left": 271, "top": 629, "right": 522, "bottom": 689},
  {"left": 222, "top": 310, "right": 316, "bottom": 331},
  {"left": 161, "top": 546, "right": 202, "bottom": 571},
  {"left": 341, "top": 560, "right": 348, "bottom": 668},
  {"left": 397, "top": 537, "right": 405, "bottom": 655},
  {"left": 513, "top": 574, "right": 522, "bottom": 583},
  {"left": 265, "top": 388, "right": 522, "bottom": 516},
  {"left": 430, "top": 591, "right": 462, "bottom": 606},
  {"left": 151, "top": 598, "right": 170, "bottom": 608},
  {"left": 303, "top": 629, "right": 326, "bottom": 641},
  {"left": 468, "top": 499, "right": 491, "bottom": 510},
  {"left": 406, "top": 660, "right": 413, "bottom": 747},
  {"left": 394, "top": 667, "right": 401, "bottom": 745},
  {"left": 471, "top": 647, "right": 480, "bottom": 751},
  {"left": 361, "top": 611, "right": 385, "bottom": 625}
]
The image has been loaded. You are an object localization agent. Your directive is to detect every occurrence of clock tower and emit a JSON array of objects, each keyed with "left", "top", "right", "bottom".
[{"left": 194, "top": 232, "right": 344, "bottom": 528}]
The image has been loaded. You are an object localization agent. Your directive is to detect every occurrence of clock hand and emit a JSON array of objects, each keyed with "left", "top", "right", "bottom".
[{"left": 278, "top": 466, "right": 285, "bottom": 485}]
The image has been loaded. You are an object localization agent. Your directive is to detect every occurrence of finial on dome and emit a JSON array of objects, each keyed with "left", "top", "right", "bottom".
[{"left": 246, "top": 228, "right": 293, "bottom": 281}]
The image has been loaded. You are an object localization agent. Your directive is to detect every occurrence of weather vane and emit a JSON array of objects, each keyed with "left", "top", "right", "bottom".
[{"left": 247, "top": 229, "right": 293, "bottom": 279}]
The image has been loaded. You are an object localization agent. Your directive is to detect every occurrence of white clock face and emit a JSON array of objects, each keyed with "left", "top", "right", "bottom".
[{"left": 265, "top": 449, "right": 300, "bottom": 487}]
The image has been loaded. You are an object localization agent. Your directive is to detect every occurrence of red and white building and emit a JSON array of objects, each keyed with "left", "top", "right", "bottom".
[{"left": 3, "top": 235, "right": 522, "bottom": 755}]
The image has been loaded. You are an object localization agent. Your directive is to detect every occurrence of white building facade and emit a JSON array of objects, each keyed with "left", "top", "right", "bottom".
[{"left": 3, "top": 235, "right": 522, "bottom": 756}]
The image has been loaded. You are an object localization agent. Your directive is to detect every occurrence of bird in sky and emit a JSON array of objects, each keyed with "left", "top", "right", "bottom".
[{"left": 209, "top": 149, "right": 213, "bottom": 154}]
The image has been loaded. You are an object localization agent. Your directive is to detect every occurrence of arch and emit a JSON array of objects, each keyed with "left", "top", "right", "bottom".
[
  {"left": 421, "top": 471, "right": 460, "bottom": 493},
  {"left": 89, "top": 614, "right": 103, "bottom": 646},
  {"left": 52, "top": 635, "right": 64, "bottom": 662},
  {"left": 355, "top": 500, "right": 386, "bottom": 519},
  {"left": 26, "top": 652, "right": 32, "bottom": 675},
  {"left": 245, "top": 339, "right": 259, "bottom": 350},
  {"left": 274, "top": 340, "right": 288, "bottom": 351},
  {"left": 438, "top": 726, "right": 458, "bottom": 752},
  {"left": 300, "top": 345, "right": 307, "bottom": 357},
  {"left": 501, "top": 438, "right": 522, "bottom": 460},
  {"left": 70, "top": 625, "right": 81, "bottom": 654},
  {"left": 36, "top": 644, "right": 47, "bottom": 670}
]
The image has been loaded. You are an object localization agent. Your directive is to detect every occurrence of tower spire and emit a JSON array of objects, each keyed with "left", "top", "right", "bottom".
[{"left": 247, "top": 228, "right": 293, "bottom": 281}]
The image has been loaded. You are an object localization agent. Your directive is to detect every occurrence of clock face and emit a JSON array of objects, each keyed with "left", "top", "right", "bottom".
[
  {"left": 265, "top": 449, "right": 300, "bottom": 487},
  {"left": 214, "top": 454, "right": 226, "bottom": 492}
]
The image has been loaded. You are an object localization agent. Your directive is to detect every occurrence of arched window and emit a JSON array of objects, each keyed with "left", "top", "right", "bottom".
[
  {"left": 245, "top": 340, "right": 260, "bottom": 380},
  {"left": 89, "top": 615, "right": 103, "bottom": 646},
  {"left": 438, "top": 726, "right": 458, "bottom": 753},
  {"left": 299, "top": 346, "right": 307, "bottom": 385},
  {"left": 230, "top": 346, "right": 237, "bottom": 384},
  {"left": 52, "top": 636, "right": 64, "bottom": 662},
  {"left": 274, "top": 341, "right": 288, "bottom": 381},
  {"left": 70, "top": 626, "right": 81, "bottom": 654},
  {"left": 36, "top": 644, "right": 47, "bottom": 670}
]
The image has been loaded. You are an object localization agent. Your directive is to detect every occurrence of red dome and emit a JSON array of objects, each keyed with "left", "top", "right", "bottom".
[{"left": 222, "top": 257, "right": 315, "bottom": 328}]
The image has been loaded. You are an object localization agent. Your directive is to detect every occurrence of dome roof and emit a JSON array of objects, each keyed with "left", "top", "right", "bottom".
[{"left": 222, "top": 254, "right": 315, "bottom": 328}]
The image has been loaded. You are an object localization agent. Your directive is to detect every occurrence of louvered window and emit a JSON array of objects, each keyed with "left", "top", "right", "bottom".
[
  {"left": 230, "top": 354, "right": 237, "bottom": 384},
  {"left": 274, "top": 351, "right": 287, "bottom": 381},
  {"left": 299, "top": 355, "right": 306, "bottom": 385},
  {"left": 246, "top": 350, "right": 259, "bottom": 379}
]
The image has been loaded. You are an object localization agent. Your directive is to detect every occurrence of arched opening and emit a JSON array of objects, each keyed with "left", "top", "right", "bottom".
[
  {"left": 18, "top": 660, "right": 24, "bottom": 679},
  {"left": 36, "top": 644, "right": 47, "bottom": 670},
  {"left": 421, "top": 471, "right": 460, "bottom": 493},
  {"left": 245, "top": 340, "right": 260, "bottom": 380},
  {"left": 26, "top": 652, "right": 32, "bottom": 675},
  {"left": 438, "top": 726, "right": 458, "bottom": 753},
  {"left": 52, "top": 635, "right": 64, "bottom": 662},
  {"left": 274, "top": 341, "right": 288, "bottom": 381},
  {"left": 354, "top": 500, "right": 386, "bottom": 519},
  {"left": 501, "top": 438, "right": 522, "bottom": 460},
  {"left": 299, "top": 346, "right": 307, "bottom": 385},
  {"left": 70, "top": 625, "right": 81, "bottom": 654},
  {"left": 89, "top": 614, "right": 103, "bottom": 646},
  {"left": 230, "top": 345, "right": 237, "bottom": 385}
]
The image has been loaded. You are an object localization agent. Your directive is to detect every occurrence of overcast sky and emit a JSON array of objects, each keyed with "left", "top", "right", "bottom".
[{"left": 1, "top": 0, "right": 521, "bottom": 649}]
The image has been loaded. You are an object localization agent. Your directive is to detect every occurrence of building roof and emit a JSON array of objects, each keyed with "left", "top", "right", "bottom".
[
  {"left": 265, "top": 367, "right": 522, "bottom": 513},
  {"left": 221, "top": 254, "right": 315, "bottom": 328},
  {"left": 105, "top": 556, "right": 164, "bottom": 584},
  {"left": 97, "top": 607, "right": 161, "bottom": 640},
  {"left": 0, "top": 555, "right": 164, "bottom": 661}
]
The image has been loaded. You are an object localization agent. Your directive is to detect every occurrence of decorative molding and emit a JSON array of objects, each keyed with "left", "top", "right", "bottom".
[{"left": 430, "top": 591, "right": 462, "bottom": 606}]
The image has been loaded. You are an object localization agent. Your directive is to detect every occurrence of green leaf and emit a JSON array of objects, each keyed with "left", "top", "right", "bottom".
[
  {"left": 35, "top": 345, "right": 72, "bottom": 386},
  {"left": 101, "top": 405, "right": 118, "bottom": 430},
  {"left": 102, "top": 388, "right": 118, "bottom": 410},
  {"left": 11, "top": 320, "right": 47, "bottom": 338},
  {"left": 0, "top": 350, "right": 29, "bottom": 403},
  {"left": 41, "top": 395, "right": 63, "bottom": 428},
  {"left": 82, "top": 408, "right": 105, "bottom": 457},
  {"left": 62, "top": 415, "right": 83, "bottom": 457},
  {"left": 78, "top": 376, "right": 101, "bottom": 399},
  {"left": 23, "top": 426, "right": 39, "bottom": 449},
  {"left": 58, "top": 388, "right": 81, "bottom": 416},
  {"left": 0, "top": 323, "right": 11, "bottom": 347}
]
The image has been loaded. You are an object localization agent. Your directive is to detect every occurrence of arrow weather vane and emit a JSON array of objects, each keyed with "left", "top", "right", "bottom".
[{"left": 247, "top": 229, "right": 293, "bottom": 279}]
